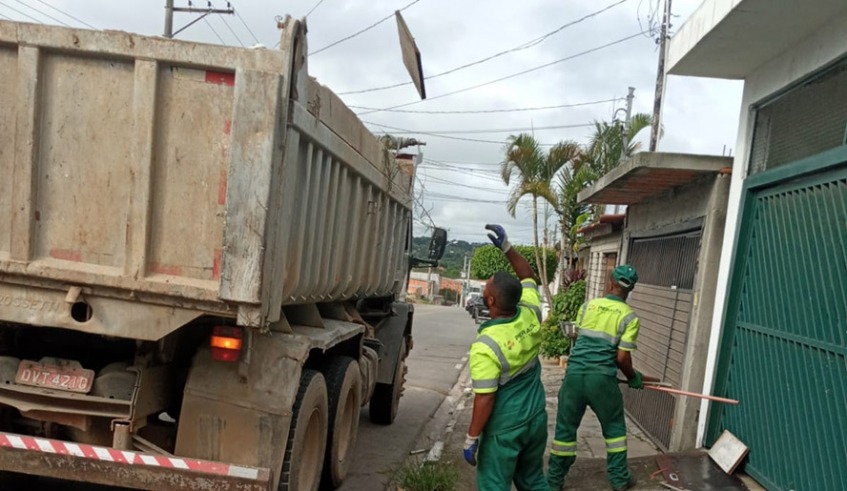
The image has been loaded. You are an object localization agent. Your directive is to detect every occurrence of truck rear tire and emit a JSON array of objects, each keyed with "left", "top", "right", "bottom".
[
  {"left": 320, "top": 357, "right": 361, "bottom": 489},
  {"left": 280, "top": 369, "right": 328, "bottom": 491},
  {"left": 369, "top": 339, "right": 407, "bottom": 425}
]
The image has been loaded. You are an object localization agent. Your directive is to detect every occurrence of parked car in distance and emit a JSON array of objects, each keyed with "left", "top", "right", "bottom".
[{"left": 468, "top": 296, "right": 491, "bottom": 324}]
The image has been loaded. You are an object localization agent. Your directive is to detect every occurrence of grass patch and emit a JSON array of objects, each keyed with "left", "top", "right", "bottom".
[{"left": 393, "top": 458, "right": 459, "bottom": 491}]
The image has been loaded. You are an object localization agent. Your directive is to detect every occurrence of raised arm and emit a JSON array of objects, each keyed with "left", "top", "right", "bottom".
[{"left": 485, "top": 224, "right": 535, "bottom": 281}]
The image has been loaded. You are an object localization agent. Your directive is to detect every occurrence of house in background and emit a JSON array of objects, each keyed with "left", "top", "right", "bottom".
[
  {"left": 578, "top": 214, "right": 624, "bottom": 301},
  {"left": 578, "top": 152, "right": 732, "bottom": 452},
  {"left": 666, "top": 1, "right": 847, "bottom": 489}
]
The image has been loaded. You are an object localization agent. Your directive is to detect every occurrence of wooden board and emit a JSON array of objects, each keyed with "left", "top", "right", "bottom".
[{"left": 708, "top": 430, "right": 749, "bottom": 475}]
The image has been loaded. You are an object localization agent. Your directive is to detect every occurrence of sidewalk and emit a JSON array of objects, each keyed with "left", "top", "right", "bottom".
[{"left": 443, "top": 359, "right": 668, "bottom": 491}]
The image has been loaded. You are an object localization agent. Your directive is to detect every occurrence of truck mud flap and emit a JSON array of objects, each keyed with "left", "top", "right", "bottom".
[{"left": 0, "top": 431, "right": 271, "bottom": 490}]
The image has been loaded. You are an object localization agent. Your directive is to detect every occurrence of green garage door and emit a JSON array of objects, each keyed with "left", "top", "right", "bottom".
[{"left": 708, "top": 147, "right": 847, "bottom": 491}]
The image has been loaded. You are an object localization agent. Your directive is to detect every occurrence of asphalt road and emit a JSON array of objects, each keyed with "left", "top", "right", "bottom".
[{"left": 7, "top": 304, "right": 476, "bottom": 491}]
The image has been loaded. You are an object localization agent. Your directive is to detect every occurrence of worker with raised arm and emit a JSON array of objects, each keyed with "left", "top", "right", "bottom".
[
  {"left": 547, "top": 265, "right": 643, "bottom": 491},
  {"left": 463, "top": 224, "right": 548, "bottom": 491}
]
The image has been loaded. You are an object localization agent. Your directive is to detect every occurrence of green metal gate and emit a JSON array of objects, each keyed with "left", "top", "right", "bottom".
[{"left": 708, "top": 146, "right": 847, "bottom": 491}]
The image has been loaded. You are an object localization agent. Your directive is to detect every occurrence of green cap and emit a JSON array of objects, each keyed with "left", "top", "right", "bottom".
[{"left": 613, "top": 264, "right": 639, "bottom": 290}]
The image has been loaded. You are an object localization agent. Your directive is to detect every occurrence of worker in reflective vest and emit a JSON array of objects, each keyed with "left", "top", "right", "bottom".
[
  {"left": 462, "top": 224, "right": 548, "bottom": 491},
  {"left": 547, "top": 265, "right": 643, "bottom": 491}
]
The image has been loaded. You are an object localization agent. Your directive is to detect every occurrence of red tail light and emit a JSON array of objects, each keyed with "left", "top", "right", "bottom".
[{"left": 211, "top": 326, "right": 243, "bottom": 362}]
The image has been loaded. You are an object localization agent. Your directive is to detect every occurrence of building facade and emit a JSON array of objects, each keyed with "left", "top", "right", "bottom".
[{"left": 668, "top": 1, "right": 847, "bottom": 489}]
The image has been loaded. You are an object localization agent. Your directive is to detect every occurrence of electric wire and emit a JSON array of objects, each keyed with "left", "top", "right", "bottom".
[
  {"left": 349, "top": 98, "right": 620, "bottom": 115},
  {"left": 338, "top": 0, "right": 630, "bottom": 95},
  {"left": 231, "top": 2, "right": 260, "bottom": 44},
  {"left": 367, "top": 121, "right": 596, "bottom": 135},
  {"left": 305, "top": 0, "right": 327, "bottom": 18},
  {"left": 12, "top": 0, "right": 69, "bottom": 26},
  {"left": 31, "top": 0, "right": 96, "bottom": 29},
  {"left": 358, "top": 32, "right": 647, "bottom": 115},
  {"left": 310, "top": 0, "right": 423, "bottom": 56},
  {"left": 214, "top": 5, "right": 245, "bottom": 47},
  {"left": 203, "top": 17, "right": 227, "bottom": 44},
  {"left": 0, "top": 0, "right": 42, "bottom": 23}
]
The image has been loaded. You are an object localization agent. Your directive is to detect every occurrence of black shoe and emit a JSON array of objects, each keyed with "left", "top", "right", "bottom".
[{"left": 612, "top": 475, "right": 636, "bottom": 491}]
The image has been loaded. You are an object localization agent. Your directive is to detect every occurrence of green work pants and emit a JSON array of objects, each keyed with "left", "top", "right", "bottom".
[
  {"left": 547, "top": 373, "right": 632, "bottom": 490},
  {"left": 477, "top": 409, "right": 548, "bottom": 491}
]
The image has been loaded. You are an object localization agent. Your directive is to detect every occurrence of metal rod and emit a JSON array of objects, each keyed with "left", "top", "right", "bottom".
[{"left": 646, "top": 385, "right": 739, "bottom": 405}]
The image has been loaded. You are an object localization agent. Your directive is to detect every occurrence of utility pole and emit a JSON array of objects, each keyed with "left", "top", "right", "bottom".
[
  {"left": 164, "top": 0, "right": 235, "bottom": 39},
  {"left": 164, "top": 0, "right": 174, "bottom": 38},
  {"left": 649, "top": 0, "right": 672, "bottom": 152},
  {"left": 620, "top": 86, "right": 635, "bottom": 161}
]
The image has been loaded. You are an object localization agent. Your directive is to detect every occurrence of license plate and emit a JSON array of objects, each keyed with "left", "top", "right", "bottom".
[{"left": 15, "top": 359, "right": 95, "bottom": 394}]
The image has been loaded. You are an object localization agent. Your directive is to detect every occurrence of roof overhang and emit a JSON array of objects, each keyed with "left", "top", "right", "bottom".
[
  {"left": 578, "top": 152, "right": 732, "bottom": 205},
  {"left": 667, "top": 0, "right": 847, "bottom": 79}
]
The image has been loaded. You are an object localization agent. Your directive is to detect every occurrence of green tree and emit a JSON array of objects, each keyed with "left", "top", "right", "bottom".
[
  {"left": 579, "top": 114, "right": 652, "bottom": 219},
  {"left": 471, "top": 245, "right": 557, "bottom": 281},
  {"left": 502, "top": 134, "right": 576, "bottom": 305},
  {"left": 552, "top": 114, "right": 653, "bottom": 284}
]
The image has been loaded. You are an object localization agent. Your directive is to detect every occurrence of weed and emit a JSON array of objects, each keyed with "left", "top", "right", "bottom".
[{"left": 393, "top": 458, "right": 458, "bottom": 491}]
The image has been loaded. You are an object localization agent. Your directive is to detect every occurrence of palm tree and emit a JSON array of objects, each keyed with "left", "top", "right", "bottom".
[
  {"left": 552, "top": 113, "right": 652, "bottom": 283},
  {"left": 502, "top": 134, "right": 577, "bottom": 305}
]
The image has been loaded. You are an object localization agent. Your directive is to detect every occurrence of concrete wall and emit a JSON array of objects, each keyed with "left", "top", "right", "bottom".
[
  {"left": 621, "top": 172, "right": 731, "bottom": 451},
  {"left": 696, "top": 10, "right": 847, "bottom": 446}
]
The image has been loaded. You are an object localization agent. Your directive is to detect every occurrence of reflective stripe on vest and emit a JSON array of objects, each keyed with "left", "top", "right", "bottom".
[
  {"left": 520, "top": 302, "right": 543, "bottom": 323},
  {"left": 578, "top": 311, "right": 637, "bottom": 348},
  {"left": 521, "top": 280, "right": 538, "bottom": 290},
  {"left": 475, "top": 335, "right": 539, "bottom": 386}
]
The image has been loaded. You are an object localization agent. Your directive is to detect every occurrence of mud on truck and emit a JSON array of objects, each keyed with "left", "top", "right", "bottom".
[{"left": 0, "top": 16, "right": 445, "bottom": 491}]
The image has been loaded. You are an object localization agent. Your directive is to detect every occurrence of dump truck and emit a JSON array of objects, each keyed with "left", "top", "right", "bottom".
[{"left": 0, "top": 16, "right": 445, "bottom": 491}]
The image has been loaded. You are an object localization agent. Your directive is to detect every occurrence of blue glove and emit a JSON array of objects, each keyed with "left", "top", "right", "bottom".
[
  {"left": 463, "top": 434, "right": 479, "bottom": 466},
  {"left": 485, "top": 224, "right": 511, "bottom": 253}
]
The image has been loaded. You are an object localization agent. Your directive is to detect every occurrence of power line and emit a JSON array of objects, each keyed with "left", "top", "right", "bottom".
[
  {"left": 358, "top": 31, "right": 647, "bottom": 115},
  {"left": 305, "top": 0, "right": 327, "bottom": 17},
  {"left": 211, "top": 2, "right": 245, "bottom": 47},
  {"left": 31, "top": 0, "right": 96, "bottom": 28},
  {"left": 367, "top": 121, "right": 595, "bottom": 135},
  {"left": 203, "top": 17, "right": 226, "bottom": 44},
  {"left": 231, "top": 2, "right": 260, "bottom": 44},
  {"left": 310, "top": 0, "right": 423, "bottom": 56},
  {"left": 0, "top": 1, "right": 41, "bottom": 23},
  {"left": 349, "top": 98, "right": 620, "bottom": 115},
  {"left": 13, "top": 0, "right": 70, "bottom": 26},
  {"left": 0, "top": 11, "right": 9, "bottom": 19},
  {"left": 339, "top": 0, "right": 630, "bottom": 96}
]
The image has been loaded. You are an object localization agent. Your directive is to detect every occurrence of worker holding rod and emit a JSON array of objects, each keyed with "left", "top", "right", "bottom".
[{"left": 547, "top": 265, "right": 643, "bottom": 491}]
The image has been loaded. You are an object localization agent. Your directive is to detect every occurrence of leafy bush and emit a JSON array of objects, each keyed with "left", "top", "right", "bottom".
[
  {"left": 470, "top": 245, "right": 557, "bottom": 280},
  {"left": 560, "top": 279, "right": 587, "bottom": 323},
  {"left": 539, "top": 280, "right": 587, "bottom": 359}
]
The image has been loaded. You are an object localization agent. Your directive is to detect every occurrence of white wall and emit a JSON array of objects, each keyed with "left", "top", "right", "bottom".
[{"left": 695, "top": 10, "right": 847, "bottom": 446}]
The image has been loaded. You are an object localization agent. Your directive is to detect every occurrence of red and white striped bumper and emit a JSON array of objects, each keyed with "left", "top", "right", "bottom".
[{"left": 0, "top": 431, "right": 271, "bottom": 490}]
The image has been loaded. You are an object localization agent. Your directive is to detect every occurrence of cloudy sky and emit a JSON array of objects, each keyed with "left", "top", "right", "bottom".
[{"left": 0, "top": 0, "right": 743, "bottom": 244}]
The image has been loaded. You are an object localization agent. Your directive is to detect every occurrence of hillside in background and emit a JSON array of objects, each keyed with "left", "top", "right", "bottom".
[{"left": 412, "top": 236, "right": 485, "bottom": 279}]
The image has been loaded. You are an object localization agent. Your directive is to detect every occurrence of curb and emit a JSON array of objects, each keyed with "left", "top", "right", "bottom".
[{"left": 406, "top": 360, "right": 472, "bottom": 463}]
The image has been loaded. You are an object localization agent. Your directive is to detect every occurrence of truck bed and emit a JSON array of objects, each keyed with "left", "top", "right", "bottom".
[{"left": 0, "top": 20, "right": 414, "bottom": 338}]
